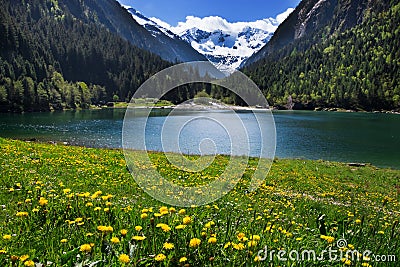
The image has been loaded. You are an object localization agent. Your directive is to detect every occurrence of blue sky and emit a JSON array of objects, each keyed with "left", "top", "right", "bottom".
[{"left": 117, "top": 0, "right": 301, "bottom": 25}]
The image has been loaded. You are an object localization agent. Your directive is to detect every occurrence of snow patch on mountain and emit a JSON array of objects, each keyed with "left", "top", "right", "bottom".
[{"left": 125, "top": 7, "right": 178, "bottom": 39}]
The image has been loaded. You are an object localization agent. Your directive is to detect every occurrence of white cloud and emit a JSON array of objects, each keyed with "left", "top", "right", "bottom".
[{"left": 151, "top": 8, "right": 295, "bottom": 36}]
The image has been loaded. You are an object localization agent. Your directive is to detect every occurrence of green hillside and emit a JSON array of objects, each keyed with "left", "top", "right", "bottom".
[
  {"left": 244, "top": 2, "right": 400, "bottom": 111},
  {"left": 0, "top": 0, "right": 170, "bottom": 112}
]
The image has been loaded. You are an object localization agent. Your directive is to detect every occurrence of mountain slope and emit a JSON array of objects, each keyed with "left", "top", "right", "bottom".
[
  {"left": 60, "top": 0, "right": 206, "bottom": 63},
  {"left": 125, "top": 7, "right": 206, "bottom": 63},
  {"left": 243, "top": 0, "right": 400, "bottom": 111},
  {"left": 244, "top": 0, "right": 391, "bottom": 66},
  {"left": 0, "top": 0, "right": 170, "bottom": 112}
]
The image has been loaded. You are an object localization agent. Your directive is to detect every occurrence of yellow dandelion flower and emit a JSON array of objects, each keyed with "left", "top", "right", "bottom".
[
  {"left": 155, "top": 253, "right": 166, "bottom": 262},
  {"left": 169, "top": 207, "right": 176, "bottom": 213},
  {"left": 248, "top": 240, "right": 257, "bottom": 247},
  {"left": 60, "top": 239, "right": 68, "bottom": 243},
  {"left": 156, "top": 223, "right": 171, "bottom": 232},
  {"left": 38, "top": 197, "right": 48, "bottom": 206},
  {"left": 254, "top": 255, "right": 262, "bottom": 262},
  {"left": 355, "top": 219, "right": 362, "bottom": 224},
  {"left": 111, "top": 237, "right": 120, "bottom": 244},
  {"left": 91, "top": 190, "right": 102, "bottom": 199},
  {"left": 94, "top": 207, "right": 101, "bottom": 211},
  {"left": 251, "top": 235, "right": 261, "bottom": 241},
  {"left": 224, "top": 242, "right": 231, "bottom": 248},
  {"left": 183, "top": 216, "right": 192, "bottom": 225},
  {"left": 63, "top": 188, "right": 71, "bottom": 194},
  {"left": 179, "top": 257, "right": 187, "bottom": 263},
  {"left": 159, "top": 206, "right": 168, "bottom": 213},
  {"left": 141, "top": 213, "right": 148, "bottom": 219},
  {"left": 342, "top": 258, "right": 351, "bottom": 265},
  {"left": 16, "top": 211, "right": 28, "bottom": 217},
  {"left": 3, "top": 234, "right": 11, "bottom": 240},
  {"left": 120, "top": 229, "right": 128, "bottom": 236},
  {"left": 86, "top": 202, "right": 93, "bottom": 207},
  {"left": 119, "top": 254, "right": 130, "bottom": 263},
  {"left": 189, "top": 238, "right": 201, "bottom": 248},
  {"left": 132, "top": 235, "right": 146, "bottom": 241},
  {"left": 208, "top": 237, "right": 217, "bottom": 244},
  {"left": 178, "top": 209, "right": 186, "bottom": 215},
  {"left": 135, "top": 226, "right": 142, "bottom": 231},
  {"left": 320, "top": 235, "right": 335, "bottom": 243},
  {"left": 233, "top": 243, "right": 245, "bottom": 250},
  {"left": 97, "top": 225, "right": 113, "bottom": 233},
  {"left": 24, "top": 260, "right": 35, "bottom": 267},
  {"left": 163, "top": 242, "right": 174, "bottom": 250},
  {"left": 20, "top": 255, "right": 29, "bottom": 261},
  {"left": 377, "top": 231, "right": 384, "bottom": 235},
  {"left": 80, "top": 244, "right": 92, "bottom": 253},
  {"left": 205, "top": 221, "right": 215, "bottom": 228},
  {"left": 237, "top": 232, "right": 246, "bottom": 241},
  {"left": 175, "top": 224, "right": 186, "bottom": 230},
  {"left": 0, "top": 249, "right": 6, "bottom": 254}
]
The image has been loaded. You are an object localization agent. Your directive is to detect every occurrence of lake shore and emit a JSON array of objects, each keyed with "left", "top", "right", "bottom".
[{"left": 100, "top": 101, "right": 400, "bottom": 115}]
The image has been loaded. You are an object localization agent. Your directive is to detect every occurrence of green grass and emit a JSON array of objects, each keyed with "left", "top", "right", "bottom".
[{"left": 0, "top": 138, "right": 399, "bottom": 266}]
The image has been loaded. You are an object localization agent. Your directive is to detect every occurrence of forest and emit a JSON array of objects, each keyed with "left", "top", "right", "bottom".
[
  {"left": 0, "top": 0, "right": 170, "bottom": 112},
  {"left": 243, "top": 2, "right": 400, "bottom": 111}
]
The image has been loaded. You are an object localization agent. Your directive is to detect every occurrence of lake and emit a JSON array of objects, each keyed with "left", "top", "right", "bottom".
[{"left": 0, "top": 108, "right": 399, "bottom": 169}]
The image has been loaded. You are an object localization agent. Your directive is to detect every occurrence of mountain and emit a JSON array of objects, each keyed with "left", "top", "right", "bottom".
[
  {"left": 244, "top": 0, "right": 390, "bottom": 66},
  {"left": 125, "top": 7, "right": 206, "bottom": 63},
  {"left": 177, "top": 21, "right": 274, "bottom": 72},
  {"left": 124, "top": 8, "right": 294, "bottom": 71},
  {"left": 243, "top": 0, "right": 400, "bottom": 111},
  {"left": 0, "top": 0, "right": 171, "bottom": 112},
  {"left": 60, "top": 0, "right": 206, "bottom": 63}
]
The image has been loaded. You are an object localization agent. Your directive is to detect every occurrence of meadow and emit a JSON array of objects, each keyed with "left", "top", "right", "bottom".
[{"left": 0, "top": 138, "right": 399, "bottom": 266}]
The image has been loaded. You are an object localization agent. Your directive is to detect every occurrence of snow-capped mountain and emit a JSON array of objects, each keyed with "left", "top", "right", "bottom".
[
  {"left": 123, "top": 5, "right": 294, "bottom": 71},
  {"left": 177, "top": 23, "right": 273, "bottom": 71}
]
